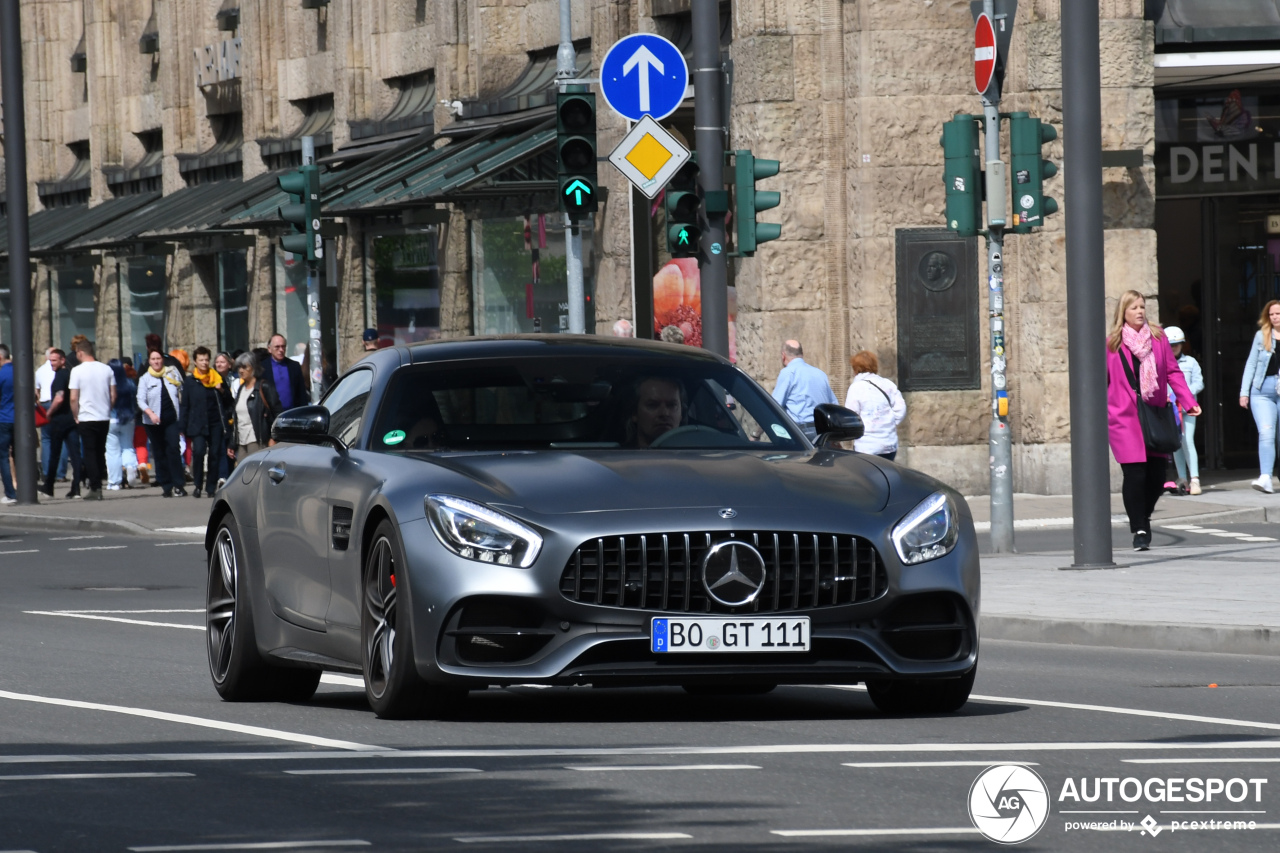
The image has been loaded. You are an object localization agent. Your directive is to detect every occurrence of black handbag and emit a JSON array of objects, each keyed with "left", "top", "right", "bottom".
[{"left": 1120, "top": 350, "right": 1183, "bottom": 454}]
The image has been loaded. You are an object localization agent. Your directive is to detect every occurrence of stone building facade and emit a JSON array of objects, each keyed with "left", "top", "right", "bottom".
[{"left": 0, "top": 1, "right": 1217, "bottom": 495}]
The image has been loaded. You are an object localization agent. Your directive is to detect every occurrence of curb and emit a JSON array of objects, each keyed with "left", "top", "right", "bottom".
[
  {"left": 972, "top": 507, "right": 1273, "bottom": 532},
  {"left": 0, "top": 511, "right": 203, "bottom": 538},
  {"left": 982, "top": 614, "right": 1280, "bottom": 657}
]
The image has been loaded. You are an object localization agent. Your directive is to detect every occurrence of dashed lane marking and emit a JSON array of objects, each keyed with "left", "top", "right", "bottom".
[
  {"left": 0, "top": 550, "right": 39, "bottom": 555},
  {"left": 129, "top": 842, "right": 370, "bottom": 852},
  {"left": 68, "top": 545, "right": 128, "bottom": 551},
  {"left": 284, "top": 768, "right": 481, "bottom": 776},
  {"left": 319, "top": 673, "right": 364, "bottom": 688},
  {"left": 49, "top": 535, "right": 103, "bottom": 541},
  {"left": 155, "top": 526, "right": 207, "bottom": 535},
  {"left": 25, "top": 612, "right": 203, "bottom": 631},
  {"left": 772, "top": 828, "right": 981, "bottom": 838},
  {"left": 843, "top": 760, "right": 1039, "bottom": 768},
  {"left": 50, "top": 609, "right": 203, "bottom": 614},
  {"left": 565, "top": 764, "right": 760, "bottom": 772},
  {"left": 0, "top": 690, "right": 390, "bottom": 752},
  {"left": 0, "top": 771, "right": 194, "bottom": 781},
  {"left": 456, "top": 834, "right": 692, "bottom": 844}
]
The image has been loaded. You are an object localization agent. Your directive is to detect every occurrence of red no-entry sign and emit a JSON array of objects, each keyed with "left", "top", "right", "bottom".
[{"left": 974, "top": 12, "right": 997, "bottom": 94}]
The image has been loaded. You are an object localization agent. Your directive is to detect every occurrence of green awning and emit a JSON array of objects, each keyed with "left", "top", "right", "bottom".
[{"left": 0, "top": 193, "right": 159, "bottom": 258}]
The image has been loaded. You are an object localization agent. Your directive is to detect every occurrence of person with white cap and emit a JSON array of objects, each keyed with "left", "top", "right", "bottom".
[{"left": 1165, "top": 325, "right": 1204, "bottom": 495}]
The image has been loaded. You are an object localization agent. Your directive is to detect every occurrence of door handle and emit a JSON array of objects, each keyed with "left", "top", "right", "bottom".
[{"left": 267, "top": 466, "right": 287, "bottom": 483}]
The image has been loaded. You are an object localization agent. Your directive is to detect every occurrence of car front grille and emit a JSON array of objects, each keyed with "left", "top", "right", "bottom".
[{"left": 559, "top": 531, "right": 887, "bottom": 614}]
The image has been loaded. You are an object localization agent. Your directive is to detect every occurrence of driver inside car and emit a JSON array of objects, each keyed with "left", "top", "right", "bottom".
[{"left": 628, "top": 377, "right": 684, "bottom": 448}]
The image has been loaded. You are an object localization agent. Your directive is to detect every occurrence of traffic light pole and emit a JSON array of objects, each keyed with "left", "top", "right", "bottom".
[
  {"left": 301, "top": 136, "right": 322, "bottom": 403},
  {"left": 981, "top": 0, "right": 1014, "bottom": 553},
  {"left": 2, "top": 0, "right": 38, "bottom": 504},
  {"left": 557, "top": 0, "right": 586, "bottom": 335},
  {"left": 692, "top": 0, "right": 729, "bottom": 358}
]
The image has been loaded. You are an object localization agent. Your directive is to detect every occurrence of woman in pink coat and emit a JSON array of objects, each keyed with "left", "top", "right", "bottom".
[{"left": 1107, "top": 290, "right": 1201, "bottom": 551}]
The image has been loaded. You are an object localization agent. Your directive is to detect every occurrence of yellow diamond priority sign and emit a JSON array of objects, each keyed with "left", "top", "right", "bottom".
[{"left": 609, "top": 115, "right": 691, "bottom": 199}]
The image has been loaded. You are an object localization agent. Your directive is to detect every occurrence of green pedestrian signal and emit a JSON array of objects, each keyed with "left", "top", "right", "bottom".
[
  {"left": 734, "top": 150, "right": 781, "bottom": 256},
  {"left": 941, "top": 114, "right": 982, "bottom": 237},
  {"left": 278, "top": 164, "right": 322, "bottom": 262},
  {"left": 557, "top": 92, "right": 598, "bottom": 220},
  {"left": 664, "top": 158, "right": 701, "bottom": 258},
  {"left": 1009, "top": 112, "right": 1059, "bottom": 233}
]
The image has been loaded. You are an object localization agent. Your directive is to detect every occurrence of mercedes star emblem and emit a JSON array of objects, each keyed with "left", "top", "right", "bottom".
[
  {"left": 701, "top": 540, "right": 767, "bottom": 607},
  {"left": 718, "top": 508, "right": 737, "bottom": 519}
]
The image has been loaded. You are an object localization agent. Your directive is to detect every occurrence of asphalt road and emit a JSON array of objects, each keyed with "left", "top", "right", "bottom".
[{"left": 4, "top": 528, "right": 1280, "bottom": 851}]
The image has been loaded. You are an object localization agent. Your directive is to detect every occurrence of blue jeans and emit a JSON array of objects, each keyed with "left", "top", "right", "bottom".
[
  {"left": 0, "top": 422, "right": 14, "bottom": 499},
  {"left": 1251, "top": 376, "right": 1280, "bottom": 478},
  {"left": 40, "top": 424, "right": 69, "bottom": 480},
  {"left": 1173, "top": 414, "right": 1199, "bottom": 481},
  {"left": 106, "top": 417, "right": 138, "bottom": 487}
]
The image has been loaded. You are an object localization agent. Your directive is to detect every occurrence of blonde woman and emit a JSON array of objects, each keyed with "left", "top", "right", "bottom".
[
  {"left": 1106, "top": 291, "right": 1200, "bottom": 551},
  {"left": 1238, "top": 300, "right": 1280, "bottom": 493},
  {"left": 843, "top": 350, "right": 906, "bottom": 460}
]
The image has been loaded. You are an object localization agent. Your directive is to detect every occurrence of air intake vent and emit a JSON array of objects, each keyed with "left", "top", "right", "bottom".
[{"left": 331, "top": 506, "right": 353, "bottom": 551}]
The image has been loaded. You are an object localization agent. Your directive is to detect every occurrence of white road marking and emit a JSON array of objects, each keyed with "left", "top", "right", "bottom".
[
  {"left": 0, "top": 550, "right": 39, "bottom": 555},
  {"left": 84, "top": 587, "right": 145, "bottom": 591},
  {"left": 284, "top": 768, "right": 481, "bottom": 776},
  {"left": 1189, "top": 528, "right": 1227, "bottom": 533},
  {"left": 772, "top": 828, "right": 981, "bottom": 838},
  {"left": 155, "top": 542, "right": 202, "bottom": 547},
  {"left": 50, "top": 535, "right": 103, "bottom": 540},
  {"left": 456, "top": 833, "right": 692, "bottom": 844},
  {"left": 0, "top": 689, "right": 389, "bottom": 752},
  {"left": 25, "top": 611, "right": 203, "bottom": 631},
  {"left": 0, "top": 772, "right": 194, "bottom": 781},
  {"left": 565, "top": 764, "right": 760, "bottom": 772},
  {"left": 967, "top": 692, "right": 1280, "bottom": 734},
  {"left": 68, "top": 545, "right": 128, "bottom": 551},
  {"left": 843, "top": 761, "right": 1038, "bottom": 768},
  {"left": 1126, "top": 757, "right": 1280, "bottom": 764},
  {"left": 53, "top": 609, "right": 203, "bottom": 614},
  {"left": 1160, "top": 524, "right": 1202, "bottom": 530},
  {"left": 1208, "top": 532, "right": 1249, "bottom": 538},
  {"left": 1241, "top": 536, "right": 1277, "bottom": 542},
  {"left": 156, "top": 526, "right": 207, "bottom": 535},
  {"left": 130, "top": 842, "right": 370, "bottom": 852},
  {"left": 319, "top": 674, "right": 364, "bottom": 688}
]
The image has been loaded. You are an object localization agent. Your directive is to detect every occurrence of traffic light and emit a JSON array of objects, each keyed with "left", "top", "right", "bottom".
[
  {"left": 557, "top": 91, "right": 597, "bottom": 220},
  {"left": 1009, "top": 112, "right": 1059, "bottom": 233},
  {"left": 734, "top": 150, "right": 781, "bottom": 256},
  {"left": 278, "top": 164, "right": 322, "bottom": 261},
  {"left": 941, "top": 114, "right": 982, "bottom": 237},
  {"left": 665, "top": 158, "right": 701, "bottom": 257}
]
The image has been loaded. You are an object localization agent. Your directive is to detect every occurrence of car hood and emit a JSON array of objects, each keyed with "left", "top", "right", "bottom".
[{"left": 415, "top": 449, "right": 891, "bottom": 515}]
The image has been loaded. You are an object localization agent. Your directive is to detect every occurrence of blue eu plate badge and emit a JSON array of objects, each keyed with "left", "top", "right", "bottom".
[{"left": 652, "top": 618, "right": 669, "bottom": 653}]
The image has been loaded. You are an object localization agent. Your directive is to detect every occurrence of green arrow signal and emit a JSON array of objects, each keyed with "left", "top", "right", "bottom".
[{"left": 565, "top": 179, "right": 592, "bottom": 207}]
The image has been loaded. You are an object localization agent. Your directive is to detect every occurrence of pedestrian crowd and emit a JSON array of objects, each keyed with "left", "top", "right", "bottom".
[{"left": 0, "top": 331, "right": 310, "bottom": 503}]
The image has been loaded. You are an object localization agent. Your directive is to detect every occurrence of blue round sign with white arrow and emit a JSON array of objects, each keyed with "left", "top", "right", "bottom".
[{"left": 599, "top": 33, "right": 688, "bottom": 122}]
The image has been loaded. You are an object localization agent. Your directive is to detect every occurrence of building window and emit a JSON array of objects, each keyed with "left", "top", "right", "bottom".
[
  {"left": 218, "top": 250, "right": 249, "bottom": 353},
  {"left": 472, "top": 215, "right": 594, "bottom": 335},
  {"left": 55, "top": 267, "right": 96, "bottom": 348},
  {"left": 122, "top": 257, "right": 166, "bottom": 364},
  {"left": 372, "top": 231, "right": 440, "bottom": 346}
]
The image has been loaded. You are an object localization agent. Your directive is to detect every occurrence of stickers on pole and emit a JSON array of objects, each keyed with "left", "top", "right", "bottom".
[{"left": 608, "top": 115, "right": 691, "bottom": 199}]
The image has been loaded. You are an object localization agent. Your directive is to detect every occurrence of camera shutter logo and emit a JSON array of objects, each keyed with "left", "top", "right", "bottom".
[{"left": 968, "top": 764, "right": 1050, "bottom": 844}]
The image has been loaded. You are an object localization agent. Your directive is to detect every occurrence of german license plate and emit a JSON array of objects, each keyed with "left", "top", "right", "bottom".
[{"left": 650, "top": 617, "right": 810, "bottom": 653}]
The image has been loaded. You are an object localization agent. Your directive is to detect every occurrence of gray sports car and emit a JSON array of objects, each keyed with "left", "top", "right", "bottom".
[{"left": 205, "top": 336, "right": 979, "bottom": 718}]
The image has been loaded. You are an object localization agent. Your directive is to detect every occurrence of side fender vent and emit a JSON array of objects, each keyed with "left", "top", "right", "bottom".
[{"left": 331, "top": 506, "right": 354, "bottom": 551}]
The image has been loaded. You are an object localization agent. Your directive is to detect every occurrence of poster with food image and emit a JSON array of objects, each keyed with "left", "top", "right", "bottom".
[{"left": 653, "top": 258, "right": 737, "bottom": 362}]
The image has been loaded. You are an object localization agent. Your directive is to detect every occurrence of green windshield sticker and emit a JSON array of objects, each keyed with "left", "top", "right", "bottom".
[
  {"left": 771, "top": 424, "right": 789, "bottom": 438},
  {"left": 383, "top": 429, "right": 406, "bottom": 446}
]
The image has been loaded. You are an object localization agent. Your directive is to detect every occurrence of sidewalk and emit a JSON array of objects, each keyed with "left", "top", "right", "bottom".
[{"left": 0, "top": 486, "right": 212, "bottom": 537}]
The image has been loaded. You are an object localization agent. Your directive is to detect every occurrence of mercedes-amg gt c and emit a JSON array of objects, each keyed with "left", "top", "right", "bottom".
[{"left": 204, "top": 336, "right": 979, "bottom": 718}]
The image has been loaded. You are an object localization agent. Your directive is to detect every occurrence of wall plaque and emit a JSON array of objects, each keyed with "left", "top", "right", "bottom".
[{"left": 896, "top": 229, "right": 980, "bottom": 391}]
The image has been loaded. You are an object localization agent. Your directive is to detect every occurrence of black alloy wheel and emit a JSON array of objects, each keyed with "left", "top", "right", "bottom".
[{"left": 206, "top": 514, "right": 320, "bottom": 702}]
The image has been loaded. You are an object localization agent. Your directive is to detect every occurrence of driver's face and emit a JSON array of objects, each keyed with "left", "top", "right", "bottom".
[{"left": 634, "top": 380, "right": 682, "bottom": 448}]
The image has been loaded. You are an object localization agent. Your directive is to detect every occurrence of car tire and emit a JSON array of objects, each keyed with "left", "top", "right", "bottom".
[
  {"left": 206, "top": 514, "right": 320, "bottom": 702},
  {"left": 362, "top": 520, "right": 443, "bottom": 719},
  {"left": 682, "top": 683, "right": 777, "bottom": 696},
  {"left": 865, "top": 666, "right": 976, "bottom": 715}
]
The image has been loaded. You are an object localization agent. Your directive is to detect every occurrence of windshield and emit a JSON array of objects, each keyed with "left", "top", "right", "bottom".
[{"left": 369, "top": 355, "right": 808, "bottom": 452}]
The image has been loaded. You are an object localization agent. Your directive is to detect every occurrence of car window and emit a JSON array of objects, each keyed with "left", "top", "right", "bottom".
[
  {"left": 322, "top": 369, "right": 373, "bottom": 446},
  {"left": 369, "top": 356, "right": 806, "bottom": 452}
]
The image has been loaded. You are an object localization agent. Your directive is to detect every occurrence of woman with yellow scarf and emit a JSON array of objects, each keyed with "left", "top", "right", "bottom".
[{"left": 178, "top": 346, "right": 231, "bottom": 498}]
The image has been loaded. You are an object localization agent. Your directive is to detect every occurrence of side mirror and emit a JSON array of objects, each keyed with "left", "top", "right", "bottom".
[
  {"left": 812, "top": 403, "right": 864, "bottom": 448},
  {"left": 271, "top": 405, "right": 346, "bottom": 453}
]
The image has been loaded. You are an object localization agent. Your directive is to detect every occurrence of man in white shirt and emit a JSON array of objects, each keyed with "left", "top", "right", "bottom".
[
  {"left": 35, "top": 347, "right": 69, "bottom": 482},
  {"left": 69, "top": 340, "right": 116, "bottom": 501}
]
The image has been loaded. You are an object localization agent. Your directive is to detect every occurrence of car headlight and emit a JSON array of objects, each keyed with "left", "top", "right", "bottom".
[
  {"left": 426, "top": 495, "right": 543, "bottom": 568},
  {"left": 891, "top": 491, "right": 959, "bottom": 565}
]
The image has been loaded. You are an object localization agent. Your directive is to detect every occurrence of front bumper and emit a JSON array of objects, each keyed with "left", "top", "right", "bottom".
[{"left": 399, "top": 508, "right": 980, "bottom": 688}]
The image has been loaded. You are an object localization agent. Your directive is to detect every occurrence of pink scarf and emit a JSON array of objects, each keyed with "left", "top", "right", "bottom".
[{"left": 1122, "top": 323, "right": 1159, "bottom": 401}]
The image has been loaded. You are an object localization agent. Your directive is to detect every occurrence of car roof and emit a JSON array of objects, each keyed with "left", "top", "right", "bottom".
[{"left": 380, "top": 335, "right": 732, "bottom": 366}]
